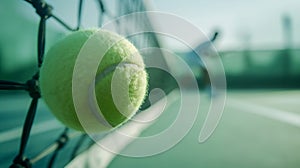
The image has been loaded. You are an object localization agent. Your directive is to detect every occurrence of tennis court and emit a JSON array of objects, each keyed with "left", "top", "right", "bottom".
[
  {"left": 1, "top": 90, "right": 299, "bottom": 167},
  {"left": 108, "top": 90, "right": 300, "bottom": 168}
]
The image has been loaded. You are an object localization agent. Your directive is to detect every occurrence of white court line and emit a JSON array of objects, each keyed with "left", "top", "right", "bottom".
[
  {"left": 66, "top": 89, "right": 180, "bottom": 168},
  {"left": 228, "top": 99, "right": 300, "bottom": 127},
  {"left": 0, "top": 119, "right": 62, "bottom": 143},
  {"left": 252, "top": 98, "right": 300, "bottom": 104}
]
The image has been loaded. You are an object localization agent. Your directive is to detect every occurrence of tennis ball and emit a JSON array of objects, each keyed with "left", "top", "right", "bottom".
[{"left": 39, "top": 29, "right": 147, "bottom": 132}]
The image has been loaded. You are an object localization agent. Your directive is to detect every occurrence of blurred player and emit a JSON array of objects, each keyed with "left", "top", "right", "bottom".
[{"left": 185, "top": 31, "right": 219, "bottom": 95}]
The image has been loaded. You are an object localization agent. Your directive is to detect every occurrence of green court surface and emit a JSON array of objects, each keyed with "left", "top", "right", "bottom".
[{"left": 109, "top": 90, "right": 300, "bottom": 168}]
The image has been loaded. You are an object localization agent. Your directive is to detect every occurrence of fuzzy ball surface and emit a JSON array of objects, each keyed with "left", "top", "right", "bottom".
[{"left": 39, "top": 29, "right": 147, "bottom": 132}]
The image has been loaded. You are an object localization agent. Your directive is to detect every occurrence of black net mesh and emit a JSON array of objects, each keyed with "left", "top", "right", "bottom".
[{"left": 0, "top": 0, "right": 169, "bottom": 167}]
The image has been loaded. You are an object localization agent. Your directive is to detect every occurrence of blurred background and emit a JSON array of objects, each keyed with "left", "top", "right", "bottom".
[
  {"left": 153, "top": 0, "right": 300, "bottom": 89},
  {"left": 0, "top": 0, "right": 299, "bottom": 168},
  {"left": 0, "top": 0, "right": 299, "bottom": 89}
]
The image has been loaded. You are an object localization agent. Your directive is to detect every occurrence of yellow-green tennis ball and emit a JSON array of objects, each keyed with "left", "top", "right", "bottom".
[{"left": 39, "top": 29, "right": 147, "bottom": 132}]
